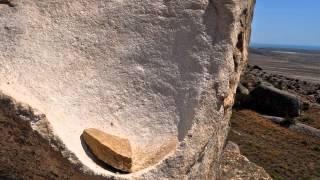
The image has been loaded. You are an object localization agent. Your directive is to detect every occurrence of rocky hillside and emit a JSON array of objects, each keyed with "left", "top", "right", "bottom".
[
  {"left": 229, "top": 63, "right": 320, "bottom": 179},
  {"left": 243, "top": 64, "right": 320, "bottom": 104}
]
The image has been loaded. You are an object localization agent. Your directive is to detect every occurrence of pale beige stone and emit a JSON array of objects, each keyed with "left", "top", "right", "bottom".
[
  {"left": 83, "top": 128, "right": 178, "bottom": 173},
  {"left": 82, "top": 128, "right": 132, "bottom": 172},
  {"left": 0, "top": 0, "right": 256, "bottom": 179}
]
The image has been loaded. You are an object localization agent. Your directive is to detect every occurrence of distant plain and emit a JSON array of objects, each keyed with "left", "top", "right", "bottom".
[{"left": 249, "top": 47, "right": 320, "bottom": 83}]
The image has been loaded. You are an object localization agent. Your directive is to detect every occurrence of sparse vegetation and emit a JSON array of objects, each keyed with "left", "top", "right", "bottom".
[
  {"left": 302, "top": 102, "right": 310, "bottom": 111},
  {"left": 228, "top": 110, "right": 320, "bottom": 180},
  {"left": 298, "top": 116, "right": 314, "bottom": 123},
  {"left": 299, "top": 105, "right": 320, "bottom": 129},
  {"left": 280, "top": 116, "right": 296, "bottom": 127}
]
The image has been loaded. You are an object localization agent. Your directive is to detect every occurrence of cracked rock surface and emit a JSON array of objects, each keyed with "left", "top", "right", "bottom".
[{"left": 0, "top": 0, "right": 255, "bottom": 179}]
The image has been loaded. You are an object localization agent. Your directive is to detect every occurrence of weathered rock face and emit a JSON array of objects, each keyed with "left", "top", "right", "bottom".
[{"left": 0, "top": 0, "right": 255, "bottom": 179}]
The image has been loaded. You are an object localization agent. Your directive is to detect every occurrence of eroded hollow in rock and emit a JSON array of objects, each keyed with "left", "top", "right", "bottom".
[{"left": 0, "top": 0, "right": 219, "bottom": 175}]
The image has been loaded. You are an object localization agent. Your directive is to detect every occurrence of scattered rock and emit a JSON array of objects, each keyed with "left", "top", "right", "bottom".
[
  {"left": 220, "top": 142, "right": 272, "bottom": 180},
  {"left": 290, "top": 123, "right": 320, "bottom": 139},
  {"left": 242, "top": 64, "right": 320, "bottom": 104},
  {"left": 225, "top": 141, "right": 240, "bottom": 153},
  {"left": 262, "top": 115, "right": 286, "bottom": 124},
  {"left": 82, "top": 128, "right": 132, "bottom": 172},
  {"left": 252, "top": 65, "right": 263, "bottom": 70}
]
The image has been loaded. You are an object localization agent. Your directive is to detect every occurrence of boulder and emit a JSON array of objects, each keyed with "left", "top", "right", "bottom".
[
  {"left": 262, "top": 115, "right": 286, "bottom": 124},
  {"left": 238, "top": 83, "right": 250, "bottom": 96},
  {"left": 220, "top": 143, "right": 272, "bottom": 180},
  {"left": 252, "top": 65, "right": 263, "bottom": 71},
  {"left": 235, "top": 83, "right": 250, "bottom": 107},
  {"left": 290, "top": 123, "right": 320, "bottom": 139},
  {"left": 249, "top": 83, "right": 301, "bottom": 117},
  {"left": 224, "top": 141, "right": 240, "bottom": 153},
  {"left": 0, "top": 0, "right": 256, "bottom": 179},
  {"left": 82, "top": 129, "right": 132, "bottom": 172}
]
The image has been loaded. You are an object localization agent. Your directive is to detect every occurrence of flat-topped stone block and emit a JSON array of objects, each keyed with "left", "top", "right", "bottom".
[{"left": 82, "top": 128, "right": 132, "bottom": 172}]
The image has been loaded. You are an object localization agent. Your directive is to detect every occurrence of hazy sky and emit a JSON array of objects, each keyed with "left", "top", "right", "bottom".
[{"left": 251, "top": 0, "right": 320, "bottom": 46}]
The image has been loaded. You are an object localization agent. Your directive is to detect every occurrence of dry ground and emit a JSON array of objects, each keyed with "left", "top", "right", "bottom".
[
  {"left": 298, "top": 105, "right": 320, "bottom": 130},
  {"left": 228, "top": 109, "right": 320, "bottom": 180},
  {"left": 0, "top": 109, "right": 102, "bottom": 180}
]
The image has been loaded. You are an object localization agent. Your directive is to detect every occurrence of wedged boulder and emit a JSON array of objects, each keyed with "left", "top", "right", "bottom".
[
  {"left": 237, "top": 83, "right": 250, "bottom": 96},
  {"left": 82, "top": 128, "right": 132, "bottom": 172},
  {"left": 235, "top": 83, "right": 250, "bottom": 107},
  {"left": 249, "top": 83, "right": 301, "bottom": 117}
]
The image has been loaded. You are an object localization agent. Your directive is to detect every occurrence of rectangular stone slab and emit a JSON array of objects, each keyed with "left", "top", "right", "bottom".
[{"left": 82, "top": 128, "right": 132, "bottom": 172}]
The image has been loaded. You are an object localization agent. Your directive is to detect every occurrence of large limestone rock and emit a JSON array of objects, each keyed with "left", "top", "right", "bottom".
[{"left": 0, "top": 0, "right": 255, "bottom": 179}]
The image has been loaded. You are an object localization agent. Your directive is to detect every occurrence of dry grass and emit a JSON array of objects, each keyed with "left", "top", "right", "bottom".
[
  {"left": 298, "top": 105, "right": 320, "bottom": 130},
  {"left": 228, "top": 109, "right": 320, "bottom": 180}
]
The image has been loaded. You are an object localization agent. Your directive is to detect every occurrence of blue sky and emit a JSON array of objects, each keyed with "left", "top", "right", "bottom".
[{"left": 251, "top": 0, "right": 320, "bottom": 47}]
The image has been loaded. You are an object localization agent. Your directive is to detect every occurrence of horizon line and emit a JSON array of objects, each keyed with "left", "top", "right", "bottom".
[{"left": 250, "top": 42, "right": 320, "bottom": 48}]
